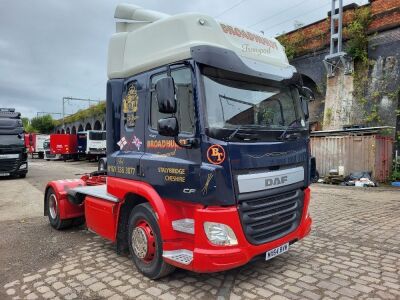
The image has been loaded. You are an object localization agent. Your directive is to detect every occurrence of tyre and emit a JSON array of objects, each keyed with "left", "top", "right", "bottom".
[
  {"left": 128, "top": 203, "right": 175, "bottom": 279},
  {"left": 98, "top": 159, "right": 106, "bottom": 171},
  {"left": 46, "top": 187, "right": 73, "bottom": 230},
  {"left": 19, "top": 174, "right": 26, "bottom": 178},
  {"left": 311, "top": 170, "right": 320, "bottom": 183}
]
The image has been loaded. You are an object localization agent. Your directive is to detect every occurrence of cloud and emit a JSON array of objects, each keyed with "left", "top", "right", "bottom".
[{"left": 0, "top": 0, "right": 368, "bottom": 119}]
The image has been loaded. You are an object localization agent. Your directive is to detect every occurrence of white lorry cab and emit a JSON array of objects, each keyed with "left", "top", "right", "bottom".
[{"left": 77, "top": 130, "right": 106, "bottom": 160}]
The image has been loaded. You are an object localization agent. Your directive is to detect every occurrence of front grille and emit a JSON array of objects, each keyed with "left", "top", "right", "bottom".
[
  {"left": 238, "top": 189, "right": 303, "bottom": 245},
  {"left": 0, "top": 158, "right": 19, "bottom": 172}
]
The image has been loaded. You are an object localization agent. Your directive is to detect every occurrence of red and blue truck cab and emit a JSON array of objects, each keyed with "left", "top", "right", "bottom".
[{"left": 44, "top": 4, "right": 315, "bottom": 279}]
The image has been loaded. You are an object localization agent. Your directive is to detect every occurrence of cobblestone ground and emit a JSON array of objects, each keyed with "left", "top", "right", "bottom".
[{"left": 3, "top": 185, "right": 400, "bottom": 300}]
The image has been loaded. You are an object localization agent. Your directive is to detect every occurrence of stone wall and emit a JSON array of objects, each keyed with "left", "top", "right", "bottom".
[{"left": 277, "top": 0, "right": 400, "bottom": 141}]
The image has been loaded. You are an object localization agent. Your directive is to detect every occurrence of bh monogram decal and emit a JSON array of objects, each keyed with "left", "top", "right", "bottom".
[{"left": 207, "top": 144, "right": 226, "bottom": 165}]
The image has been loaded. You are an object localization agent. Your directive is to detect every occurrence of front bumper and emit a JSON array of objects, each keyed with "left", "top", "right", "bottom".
[
  {"left": 0, "top": 159, "right": 28, "bottom": 176},
  {"left": 163, "top": 188, "right": 312, "bottom": 272}
]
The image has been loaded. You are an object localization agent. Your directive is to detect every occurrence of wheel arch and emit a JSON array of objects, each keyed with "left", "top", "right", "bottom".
[
  {"left": 44, "top": 184, "right": 52, "bottom": 216},
  {"left": 115, "top": 193, "right": 149, "bottom": 254}
]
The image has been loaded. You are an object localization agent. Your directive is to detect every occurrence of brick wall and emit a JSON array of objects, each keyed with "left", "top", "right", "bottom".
[{"left": 279, "top": 0, "right": 400, "bottom": 57}]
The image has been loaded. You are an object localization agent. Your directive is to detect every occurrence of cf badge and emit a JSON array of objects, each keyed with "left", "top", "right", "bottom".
[{"left": 207, "top": 144, "right": 226, "bottom": 165}]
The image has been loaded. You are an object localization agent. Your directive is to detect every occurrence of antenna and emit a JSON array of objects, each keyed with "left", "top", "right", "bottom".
[{"left": 323, "top": 0, "right": 353, "bottom": 77}]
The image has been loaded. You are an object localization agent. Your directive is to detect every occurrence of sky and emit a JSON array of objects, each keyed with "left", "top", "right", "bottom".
[{"left": 0, "top": 0, "right": 368, "bottom": 119}]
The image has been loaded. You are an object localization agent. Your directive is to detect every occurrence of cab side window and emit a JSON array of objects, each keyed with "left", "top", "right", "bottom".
[{"left": 150, "top": 68, "right": 195, "bottom": 134}]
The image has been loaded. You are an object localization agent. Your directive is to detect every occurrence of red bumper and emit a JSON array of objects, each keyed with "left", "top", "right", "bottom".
[{"left": 163, "top": 188, "right": 312, "bottom": 273}]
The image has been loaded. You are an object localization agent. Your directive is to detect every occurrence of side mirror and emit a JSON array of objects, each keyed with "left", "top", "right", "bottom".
[
  {"left": 300, "top": 86, "right": 315, "bottom": 102},
  {"left": 155, "top": 77, "right": 176, "bottom": 114},
  {"left": 300, "top": 96, "right": 309, "bottom": 120},
  {"left": 158, "top": 117, "right": 179, "bottom": 137}
]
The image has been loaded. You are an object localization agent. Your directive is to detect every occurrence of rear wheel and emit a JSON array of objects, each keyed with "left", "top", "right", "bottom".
[
  {"left": 128, "top": 203, "right": 175, "bottom": 279},
  {"left": 46, "top": 187, "right": 72, "bottom": 230}
]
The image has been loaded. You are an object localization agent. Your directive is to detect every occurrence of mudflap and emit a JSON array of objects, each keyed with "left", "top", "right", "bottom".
[{"left": 45, "top": 179, "right": 86, "bottom": 220}]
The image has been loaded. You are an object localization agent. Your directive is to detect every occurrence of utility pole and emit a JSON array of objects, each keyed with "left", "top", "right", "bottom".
[
  {"left": 62, "top": 97, "right": 101, "bottom": 126},
  {"left": 323, "top": 0, "right": 352, "bottom": 77}
]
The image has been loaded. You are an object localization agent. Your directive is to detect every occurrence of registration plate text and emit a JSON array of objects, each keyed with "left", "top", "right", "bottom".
[{"left": 266, "top": 243, "right": 289, "bottom": 260}]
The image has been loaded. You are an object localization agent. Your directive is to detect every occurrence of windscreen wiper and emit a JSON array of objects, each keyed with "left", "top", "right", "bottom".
[
  {"left": 226, "top": 125, "right": 259, "bottom": 142},
  {"left": 278, "top": 119, "right": 302, "bottom": 140},
  {"left": 226, "top": 125, "right": 242, "bottom": 141}
]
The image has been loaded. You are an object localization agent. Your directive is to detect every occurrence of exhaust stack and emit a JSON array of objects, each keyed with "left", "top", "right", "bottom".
[{"left": 115, "top": 4, "right": 169, "bottom": 32}]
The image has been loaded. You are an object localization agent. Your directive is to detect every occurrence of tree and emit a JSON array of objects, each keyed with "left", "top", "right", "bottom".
[
  {"left": 30, "top": 115, "right": 55, "bottom": 133},
  {"left": 21, "top": 117, "right": 36, "bottom": 133}
]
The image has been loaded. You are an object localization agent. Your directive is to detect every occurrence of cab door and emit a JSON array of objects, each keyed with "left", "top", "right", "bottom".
[
  {"left": 106, "top": 74, "right": 146, "bottom": 180},
  {"left": 141, "top": 65, "right": 202, "bottom": 202}
]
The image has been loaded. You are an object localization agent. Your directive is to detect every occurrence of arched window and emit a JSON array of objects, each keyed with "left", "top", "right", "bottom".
[{"left": 94, "top": 120, "right": 102, "bottom": 130}]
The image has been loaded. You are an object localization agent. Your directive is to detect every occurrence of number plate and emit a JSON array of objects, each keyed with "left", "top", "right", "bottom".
[
  {"left": 265, "top": 243, "right": 289, "bottom": 260},
  {"left": 0, "top": 173, "right": 10, "bottom": 177}
]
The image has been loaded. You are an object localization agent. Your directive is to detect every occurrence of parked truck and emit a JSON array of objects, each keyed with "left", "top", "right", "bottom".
[
  {"left": 77, "top": 130, "right": 106, "bottom": 161},
  {"left": 44, "top": 4, "right": 315, "bottom": 279},
  {"left": 26, "top": 133, "right": 50, "bottom": 158},
  {"left": 0, "top": 108, "right": 28, "bottom": 178},
  {"left": 49, "top": 134, "right": 78, "bottom": 161},
  {"left": 43, "top": 138, "right": 60, "bottom": 160}
]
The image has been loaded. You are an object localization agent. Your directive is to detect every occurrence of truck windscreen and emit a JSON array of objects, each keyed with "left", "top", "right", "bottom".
[
  {"left": 202, "top": 70, "right": 305, "bottom": 135},
  {"left": 89, "top": 132, "right": 106, "bottom": 140}
]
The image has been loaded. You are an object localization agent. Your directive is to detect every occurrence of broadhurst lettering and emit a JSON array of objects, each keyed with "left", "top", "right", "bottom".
[
  {"left": 147, "top": 140, "right": 181, "bottom": 149},
  {"left": 265, "top": 176, "right": 288, "bottom": 187},
  {"left": 220, "top": 23, "right": 278, "bottom": 50}
]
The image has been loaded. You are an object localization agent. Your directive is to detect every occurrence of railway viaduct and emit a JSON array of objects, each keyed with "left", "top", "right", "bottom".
[{"left": 54, "top": 102, "right": 106, "bottom": 134}]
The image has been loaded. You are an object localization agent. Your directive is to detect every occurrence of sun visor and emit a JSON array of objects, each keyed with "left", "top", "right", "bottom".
[{"left": 191, "top": 45, "right": 296, "bottom": 82}]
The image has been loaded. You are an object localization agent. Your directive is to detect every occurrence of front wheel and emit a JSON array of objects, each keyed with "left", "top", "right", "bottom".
[{"left": 128, "top": 203, "right": 175, "bottom": 279}]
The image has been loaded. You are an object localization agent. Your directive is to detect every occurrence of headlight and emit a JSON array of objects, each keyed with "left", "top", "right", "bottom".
[
  {"left": 19, "top": 163, "right": 27, "bottom": 169},
  {"left": 204, "top": 222, "right": 238, "bottom": 246}
]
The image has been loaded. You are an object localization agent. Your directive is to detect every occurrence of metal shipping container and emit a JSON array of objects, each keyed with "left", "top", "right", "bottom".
[{"left": 310, "top": 135, "right": 393, "bottom": 182}]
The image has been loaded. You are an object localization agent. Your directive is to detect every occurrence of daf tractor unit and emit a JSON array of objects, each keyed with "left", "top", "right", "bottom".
[
  {"left": 44, "top": 4, "right": 315, "bottom": 279},
  {"left": 0, "top": 108, "right": 28, "bottom": 178}
]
